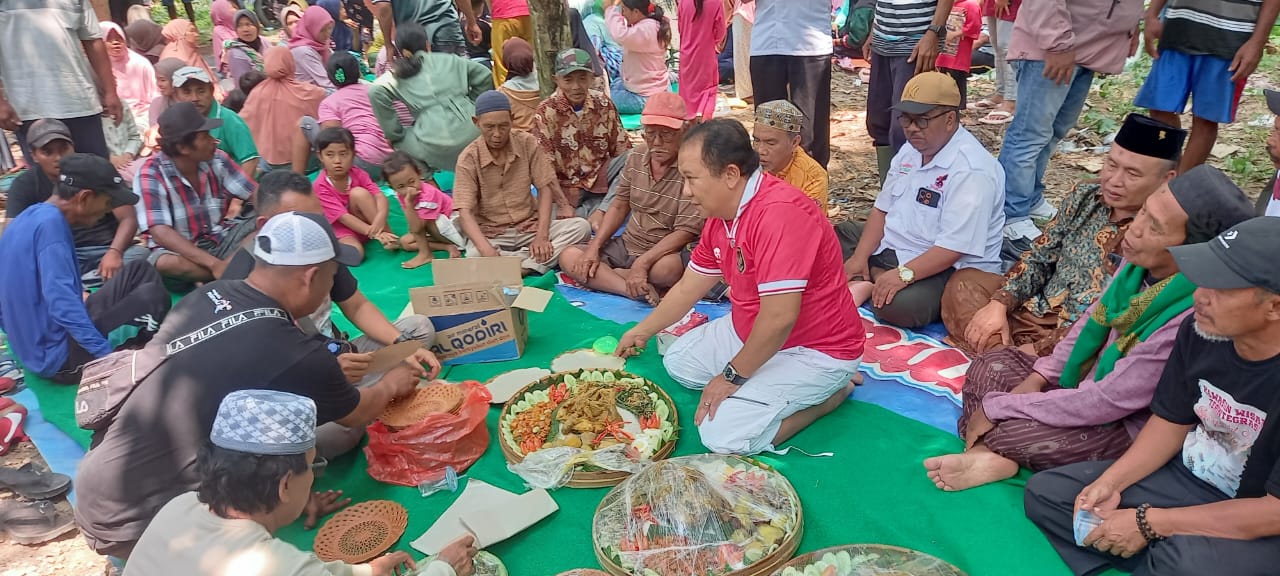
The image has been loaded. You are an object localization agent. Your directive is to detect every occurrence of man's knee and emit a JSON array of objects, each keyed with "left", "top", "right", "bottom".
[
  {"left": 555, "top": 217, "right": 592, "bottom": 245},
  {"left": 315, "top": 422, "right": 364, "bottom": 460},
  {"left": 1024, "top": 462, "right": 1107, "bottom": 524},
  {"left": 872, "top": 299, "right": 936, "bottom": 329},
  {"left": 122, "top": 245, "right": 151, "bottom": 265},
  {"left": 662, "top": 340, "right": 709, "bottom": 390},
  {"left": 393, "top": 314, "right": 437, "bottom": 346},
  {"left": 649, "top": 253, "right": 686, "bottom": 286}
]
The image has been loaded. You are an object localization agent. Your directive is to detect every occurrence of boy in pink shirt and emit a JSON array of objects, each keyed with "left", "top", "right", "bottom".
[
  {"left": 383, "top": 152, "right": 465, "bottom": 269},
  {"left": 312, "top": 127, "right": 396, "bottom": 264},
  {"left": 935, "top": 0, "right": 982, "bottom": 110}
]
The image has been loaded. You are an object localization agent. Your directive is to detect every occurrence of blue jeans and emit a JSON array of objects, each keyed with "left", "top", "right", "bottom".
[
  {"left": 610, "top": 84, "right": 650, "bottom": 115},
  {"left": 998, "top": 60, "right": 1094, "bottom": 223},
  {"left": 76, "top": 244, "right": 151, "bottom": 288}
]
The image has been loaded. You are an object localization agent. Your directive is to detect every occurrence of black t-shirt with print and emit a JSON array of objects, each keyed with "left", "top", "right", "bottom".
[
  {"left": 1151, "top": 315, "right": 1280, "bottom": 499},
  {"left": 74, "top": 280, "right": 360, "bottom": 546},
  {"left": 223, "top": 247, "right": 359, "bottom": 303}
]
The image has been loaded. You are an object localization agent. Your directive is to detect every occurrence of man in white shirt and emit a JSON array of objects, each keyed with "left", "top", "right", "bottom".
[
  {"left": 1259, "top": 89, "right": 1280, "bottom": 217},
  {"left": 126, "top": 390, "right": 477, "bottom": 576},
  {"left": 837, "top": 72, "right": 1005, "bottom": 328},
  {"left": 0, "top": 0, "right": 123, "bottom": 160},
  {"left": 748, "top": 0, "right": 833, "bottom": 168}
]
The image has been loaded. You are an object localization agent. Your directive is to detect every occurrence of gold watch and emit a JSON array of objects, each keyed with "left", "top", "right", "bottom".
[{"left": 898, "top": 266, "right": 916, "bottom": 285}]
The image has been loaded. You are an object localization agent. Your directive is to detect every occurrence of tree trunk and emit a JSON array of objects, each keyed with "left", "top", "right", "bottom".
[{"left": 527, "top": 0, "right": 573, "bottom": 98}]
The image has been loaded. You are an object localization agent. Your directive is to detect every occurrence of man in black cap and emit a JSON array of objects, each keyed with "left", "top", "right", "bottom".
[
  {"left": 134, "top": 102, "right": 256, "bottom": 287},
  {"left": 942, "top": 113, "right": 1186, "bottom": 357},
  {"left": 1258, "top": 89, "right": 1280, "bottom": 217},
  {"left": 925, "top": 164, "right": 1256, "bottom": 493},
  {"left": 1025, "top": 215, "right": 1280, "bottom": 576},
  {"left": 5, "top": 119, "right": 150, "bottom": 288},
  {"left": 0, "top": 154, "right": 170, "bottom": 383}
]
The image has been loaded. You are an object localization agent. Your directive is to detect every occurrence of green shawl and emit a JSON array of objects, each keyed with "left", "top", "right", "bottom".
[{"left": 1059, "top": 263, "right": 1196, "bottom": 388}]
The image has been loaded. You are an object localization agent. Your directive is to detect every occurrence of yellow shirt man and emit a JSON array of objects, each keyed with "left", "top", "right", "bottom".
[{"left": 752, "top": 100, "right": 829, "bottom": 213}]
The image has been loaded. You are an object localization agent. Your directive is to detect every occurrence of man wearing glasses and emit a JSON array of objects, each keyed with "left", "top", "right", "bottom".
[
  {"left": 836, "top": 72, "right": 1005, "bottom": 328},
  {"left": 560, "top": 93, "right": 704, "bottom": 305}
]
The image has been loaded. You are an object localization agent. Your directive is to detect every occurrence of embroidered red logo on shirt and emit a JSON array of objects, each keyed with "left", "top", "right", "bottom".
[{"left": 934, "top": 174, "right": 949, "bottom": 190}]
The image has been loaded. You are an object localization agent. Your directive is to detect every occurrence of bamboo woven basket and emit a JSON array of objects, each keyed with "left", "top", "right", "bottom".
[
  {"left": 769, "top": 544, "right": 967, "bottom": 576},
  {"left": 590, "top": 458, "right": 804, "bottom": 576},
  {"left": 498, "top": 369, "right": 679, "bottom": 488}
]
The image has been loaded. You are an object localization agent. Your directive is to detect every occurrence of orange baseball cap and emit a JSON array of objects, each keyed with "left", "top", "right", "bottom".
[{"left": 641, "top": 92, "right": 687, "bottom": 130}]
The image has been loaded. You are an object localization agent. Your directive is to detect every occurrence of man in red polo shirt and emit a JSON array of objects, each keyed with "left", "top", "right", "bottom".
[{"left": 617, "top": 119, "right": 865, "bottom": 454}]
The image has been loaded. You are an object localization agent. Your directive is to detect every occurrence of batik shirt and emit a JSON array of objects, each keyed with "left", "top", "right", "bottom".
[
  {"left": 995, "top": 183, "right": 1129, "bottom": 328},
  {"left": 531, "top": 90, "right": 631, "bottom": 207}
]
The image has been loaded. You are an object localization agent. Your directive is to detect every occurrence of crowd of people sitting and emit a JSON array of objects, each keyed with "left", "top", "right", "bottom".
[{"left": 2, "top": 0, "right": 1280, "bottom": 575}]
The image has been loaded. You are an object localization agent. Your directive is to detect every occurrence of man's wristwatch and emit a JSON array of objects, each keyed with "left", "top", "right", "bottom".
[
  {"left": 927, "top": 24, "right": 946, "bottom": 36},
  {"left": 898, "top": 266, "right": 916, "bottom": 285},
  {"left": 722, "top": 363, "right": 748, "bottom": 386}
]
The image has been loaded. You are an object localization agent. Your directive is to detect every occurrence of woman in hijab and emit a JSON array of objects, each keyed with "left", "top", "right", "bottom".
[
  {"left": 126, "top": 19, "right": 167, "bottom": 64},
  {"left": 240, "top": 47, "right": 328, "bottom": 170},
  {"left": 496, "top": 38, "right": 543, "bottom": 132},
  {"left": 369, "top": 23, "right": 492, "bottom": 172},
  {"left": 222, "top": 10, "right": 266, "bottom": 84},
  {"left": 278, "top": 4, "right": 307, "bottom": 46},
  {"left": 159, "top": 19, "right": 222, "bottom": 98},
  {"left": 296, "top": 52, "right": 394, "bottom": 177},
  {"left": 210, "top": 0, "right": 238, "bottom": 64},
  {"left": 102, "top": 22, "right": 160, "bottom": 127},
  {"left": 149, "top": 58, "right": 186, "bottom": 125},
  {"left": 289, "top": 6, "right": 336, "bottom": 89},
  {"left": 317, "top": 0, "right": 353, "bottom": 53}
]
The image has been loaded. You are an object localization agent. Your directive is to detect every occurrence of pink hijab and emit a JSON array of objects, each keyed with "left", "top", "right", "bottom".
[
  {"left": 102, "top": 22, "right": 159, "bottom": 121},
  {"left": 159, "top": 19, "right": 220, "bottom": 87},
  {"left": 210, "top": 0, "right": 237, "bottom": 63},
  {"left": 240, "top": 47, "right": 327, "bottom": 165},
  {"left": 288, "top": 6, "right": 333, "bottom": 63}
]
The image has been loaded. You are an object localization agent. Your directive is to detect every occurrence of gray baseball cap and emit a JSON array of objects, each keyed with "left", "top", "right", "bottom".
[
  {"left": 27, "top": 119, "right": 74, "bottom": 149},
  {"left": 1170, "top": 217, "right": 1280, "bottom": 294}
]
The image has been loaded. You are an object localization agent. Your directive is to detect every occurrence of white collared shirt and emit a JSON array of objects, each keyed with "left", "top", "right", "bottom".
[
  {"left": 1266, "top": 170, "right": 1280, "bottom": 218},
  {"left": 874, "top": 126, "right": 1006, "bottom": 274}
]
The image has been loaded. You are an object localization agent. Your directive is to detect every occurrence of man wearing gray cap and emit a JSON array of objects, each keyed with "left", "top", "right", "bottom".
[
  {"left": 75, "top": 211, "right": 419, "bottom": 558},
  {"left": 126, "top": 390, "right": 478, "bottom": 576},
  {"left": 0, "top": 153, "right": 169, "bottom": 383},
  {"left": 5, "top": 119, "right": 150, "bottom": 287},
  {"left": 171, "top": 66, "right": 261, "bottom": 177},
  {"left": 455, "top": 90, "right": 591, "bottom": 275},
  {"left": 925, "top": 164, "right": 1256, "bottom": 493},
  {"left": 1025, "top": 216, "right": 1280, "bottom": 576}
]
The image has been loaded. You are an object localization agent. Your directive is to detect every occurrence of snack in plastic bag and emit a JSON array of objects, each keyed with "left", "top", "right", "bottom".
[
  {"left": 592, "top": 454, "right": 802, "bottom": 575},
  {"left": 365, "top": 380, "right": 492, "bottom": 487},
  {"left": 508, "top": 444, "right": 647, "bottom": 490},
  {"left": 775, "top": 544, "right": 966, "bottom": 576}
]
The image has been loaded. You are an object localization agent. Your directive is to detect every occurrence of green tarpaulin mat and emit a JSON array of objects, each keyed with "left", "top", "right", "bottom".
[{"left": 25, "top": 200, "right": 1076, "bottom": 575}]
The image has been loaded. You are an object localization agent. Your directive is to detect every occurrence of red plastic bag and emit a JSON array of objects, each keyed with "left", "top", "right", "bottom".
[{"left": 364, "top": 381, "right": 492, "bottom": 487}]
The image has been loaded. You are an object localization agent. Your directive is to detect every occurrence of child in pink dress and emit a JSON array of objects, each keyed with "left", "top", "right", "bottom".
[
  {"left": 313, "top": 127, "right": 397, "bottom": 264},
  {"left": 383, "top": 152, "right": 465, "bottom": 269},
  {"left": 677, "top": 0, "right": 726, "bottom": 121}
]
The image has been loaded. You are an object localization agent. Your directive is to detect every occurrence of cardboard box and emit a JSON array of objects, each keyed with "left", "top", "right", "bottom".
[{"left": 409, "top": 257, "right": 552, "bottom": 365}]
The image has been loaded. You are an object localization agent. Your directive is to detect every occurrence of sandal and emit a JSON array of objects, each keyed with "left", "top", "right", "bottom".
[
  {"left": 971, "top": 98, "right": 999, "bottom": 110},
  {"left": 0, "top": 398, "right": 27, "bottom": 457},
  {"left": 979, "top": 110, "right": 1015, "bottom": 125},
  {"left": 0, "top": 499, "right": 75, "bottom": 544},
  {"left": 0, "top": 463, "right": 71, "bottom": 500}
]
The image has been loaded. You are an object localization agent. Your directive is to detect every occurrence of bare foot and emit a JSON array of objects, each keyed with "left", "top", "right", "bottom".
[
  {"left": 402, "top": 253, "right": 433, "bottom": 269},
  {"left": 641, "top": 284, "right": 661, "bottom": 306},
  {"left": 852, "top": 372, "right": 864, "bottom": 385},
  {"left": 446, "top": 246, "right": 462, "bottom": 258},
  {"left": 923, "top": 451, "right": 1019, "bottom": 492},
  {"left": 381, "top": 239, "right": 400, "bottom": 251}
]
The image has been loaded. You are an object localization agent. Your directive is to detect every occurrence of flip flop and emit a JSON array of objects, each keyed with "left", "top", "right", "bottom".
[
  {"left": 971, "top": 98, "right": 999, "bottom": 110},
  {"left": 0, "top": 499, "right": 75, "bottom": 544},
  {"left": 0, "top": 464, "right": 71, "bottom": 500},
  {"left": 979, "top": 110, "right": 1015, "bottom": 125}
]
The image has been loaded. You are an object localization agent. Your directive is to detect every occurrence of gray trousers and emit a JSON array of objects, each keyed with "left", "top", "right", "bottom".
[
  {"left": 1025, "top": 460, "right": 1280, "bottom": 576},
  {"left": 834, "top": 220, "right": 953, "bottom": 329},
  {"left": 574, "top": 151, "right": 631, "bottom": 218},
  {"left": 315, "top": 314, "right": 438, "bottom": 459}
]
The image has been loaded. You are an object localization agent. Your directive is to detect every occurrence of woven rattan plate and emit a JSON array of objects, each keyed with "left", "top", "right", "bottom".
[
  {"left": 379, "top": 384, "right": 464, "bottom": 427},
  {"left": 313, "top": 500, "right": 409, "bottom": 563}
]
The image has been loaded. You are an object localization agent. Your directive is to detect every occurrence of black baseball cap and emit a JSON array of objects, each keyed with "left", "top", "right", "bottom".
[
  {"left": 1169, "top": 217, "right": 1280, "bottom": 294},
  {"left": 158, "top": 101, "right": 222, "bottom": 142},
  {"left": 58, "top": 153, "right": 140, "bottom": 207},
  {"left": 1266, "top": 89, "right": 1280, "bottom": 117}
]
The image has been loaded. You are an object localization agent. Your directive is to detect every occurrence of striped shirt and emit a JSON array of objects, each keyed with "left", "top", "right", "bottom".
[
  {"left": 1161, "top": 0, "right": 1263, "bottom": 60},
  {"left": 872, "top": 0, "right": 941, "bottom": 57},
  {"left": 616, "top": 143, "right": 704, "bottom": 256},
  {"left": 133, "top": 150, "right": 255, "bottom": 248}
]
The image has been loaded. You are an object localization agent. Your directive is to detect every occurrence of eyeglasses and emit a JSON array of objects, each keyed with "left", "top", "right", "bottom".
[
  {"left": 310, "top": 456, "right": 329, "bottom": 476},
  {"left": 898, "top": 110, "right": 953, "bottom": 129},
  {"left": 642, "top": 127, "right": 679, "bottom": 142}
]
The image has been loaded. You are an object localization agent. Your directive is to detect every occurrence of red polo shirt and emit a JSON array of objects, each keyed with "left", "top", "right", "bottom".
[{"left": 689, "top": 171, "right": 865, "bottom": 360}]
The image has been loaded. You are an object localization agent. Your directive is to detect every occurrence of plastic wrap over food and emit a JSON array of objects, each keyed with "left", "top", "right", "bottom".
[
  {"left": 509, "top": 444, "right": 647, "bottom": 490},
  {"left": 776, "top": 545, "right": 966, "bottom": 576},
  {"left": 593, "top": 454, "right": 801, "bottom": 575}
]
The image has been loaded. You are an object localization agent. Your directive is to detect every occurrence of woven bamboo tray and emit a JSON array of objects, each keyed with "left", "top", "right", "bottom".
[
  {"left": 313, "top": 500, "right": 409, "bottom": 564},
  {"left": 498, "top": 369, "right": 679, "bottom": 488},
  {"left": 769, "top": 544, "right": 966, "bottom": 576},
  {"left": 591, "top": 456, "right": 803, "bottom": 576}
]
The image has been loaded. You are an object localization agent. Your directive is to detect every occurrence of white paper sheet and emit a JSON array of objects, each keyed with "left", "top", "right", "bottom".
[{"left": 410, "top": 480, "right": 557, "bottom": 555}]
